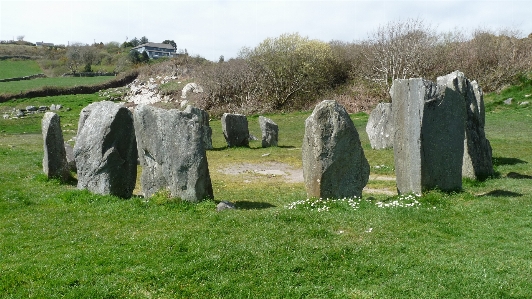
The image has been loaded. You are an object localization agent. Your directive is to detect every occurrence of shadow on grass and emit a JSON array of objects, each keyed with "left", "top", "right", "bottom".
[
  {"left": 493, "top": 156, "right": 528, "bottom": 166},
  {"left": 479, "top": 190, "right": 522, "bottom": 197},
  {"left": 234, "top": 201, "right": 276, "bottom": 210},
  {"left": 506, "top": 172, "right": 532, "bottom": 179}
]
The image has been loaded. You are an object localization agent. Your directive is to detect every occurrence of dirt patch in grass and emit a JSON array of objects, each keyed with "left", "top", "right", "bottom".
[{"left": 218, "top": 162, "right": 397, "bottom": 195}]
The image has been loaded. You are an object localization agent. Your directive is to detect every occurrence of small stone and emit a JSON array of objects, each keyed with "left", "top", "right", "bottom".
[
  {"left": 504, "top": 98, "right": 513, "bottom": 105},
  {"left": 259, "top": 116, "right": 279, "bottom": 148},
  {"left": 216, "top": 201, "right": 236, "bottom": 211}
]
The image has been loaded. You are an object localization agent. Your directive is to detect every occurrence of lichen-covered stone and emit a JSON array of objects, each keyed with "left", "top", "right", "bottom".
[
  {"left": 134, "top": 105, "right": 213, "bottom": 202},
  {"left": 259, "top": 116, "right": 278, "bottom": 148},
  {"left": 366, "top": 102, "right": 394, "bottom": 150},
  {"left": 74, "top": 101, "right": 137, "bottom": 198},
  {"left": 221, "top": 113, "right": 249, "bottom": 147},
  {"left": 302, "top": 100, "right": 369, "bottom": 199},
  {"left": 42, "top": 112, "right": 70, "bottom": 182}
]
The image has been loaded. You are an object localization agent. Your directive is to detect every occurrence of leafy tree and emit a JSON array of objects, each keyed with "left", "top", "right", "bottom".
[
  {"left": 162, "top": 40, "right": 177, "bottom": 49},
  {"left": 141, "top": 51, "right": 150, "bottom": 63},
  {"left": 139, "top": 36, "right": 149, "bottom": 45},
  {"left": 129, "top": 50, "right": 141, "bottom": 64},
  {"left": 130, "top": 37, "right": 140, "bottom": 47},
  {"left": 83, "top": 63, "right": 92, "bottom": 72}
]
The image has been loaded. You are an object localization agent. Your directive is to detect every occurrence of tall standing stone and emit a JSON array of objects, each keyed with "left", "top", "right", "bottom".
[
  {"left": 366, "top": 102, "right": 394, "bottom": 150},
  {"left": 259, "top": 116, "right": 278, "bottom": 148},
  {"left": 134, "top": 105, "right": 213, "bottom": 202},
  {"left": 42, "top": 112, "right": 70, "bottom": 182},
  {"left": 74, "top": 101, "right": 137, "bottom": 198},
  {"left": 302, "top": 100, "right": 370, "bottom": 199},
  {"left": 437, "top": 71, "right": 494, "bottom": 180},
  {"left": 221, "top": 113, "right": 249, "bottom": 147},
  {"left": 184, "top": 105, "right": 213, "bottom": 150},
  {"left": 391, "top": 78, "right": 465, "bottom": 194}
]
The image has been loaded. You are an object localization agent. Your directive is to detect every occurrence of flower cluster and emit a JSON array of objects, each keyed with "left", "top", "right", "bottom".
[
  {"left": 285, "top": 197, "right": 361, "bottom": 212},
  {"left": 375, "top": 194, "right": 421, "bottom": 208}
]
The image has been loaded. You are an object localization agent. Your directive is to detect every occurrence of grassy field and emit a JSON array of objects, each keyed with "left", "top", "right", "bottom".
[
  {"left": 0, "top": 76, "right": 117, "bottom": 95},
  {"left": 0, "top": 60, "right": 43, "bottom": 79},
  {"left": 0, "top": 86, "right": 531, "bottom": 298}
]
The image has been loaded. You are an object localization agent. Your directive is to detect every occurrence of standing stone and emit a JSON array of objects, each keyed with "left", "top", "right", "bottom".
[
  {"left": 259, "top": 116, "right": 278, "bottom": 148},
  {"left": 391, "top": 78, "right": 465, "bottom": 195},
  {"left": 184, "top": 105, "right": 213, "bottom": 150},
  {"left": 221, "top": 113, "right": 249, "bottom": 147},
  {"left": 302, "top": 100, "right": 370, "bottom": 199},
  {"left": 64, "top": 142, "right": 77, "bottom": 172},
  {"left": 74, "top": 101, "right": 137, "bottom": 198},
  {"left": 134, "top": 105, "right": 213, "bottom": 202},
  {"left": 437, "top": 71, "right": 494, "bottom": 180},
  {"left": 366, "top": 102, "right": 394, "bottom": 150},
  {"left": 42, "top": 112, "right": 70, "bottom": 182}
]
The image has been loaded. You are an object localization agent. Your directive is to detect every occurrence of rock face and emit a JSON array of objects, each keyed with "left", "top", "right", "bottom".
[
  {"left": 184, "top": 105, "right": 213, "bottom": 150},
  {"left": 391, "top": 78, "right": 465, "bottom": 194},
  {"left": 133, "top": 105, "right": 213, "bottom": 202},
  {"left": 42, "top": 112, "right": 70, "bottom": 182},
  {"left": 302, "top": 100, "right": 370, "bottom": 199},
  {"left": 437, "top": 71, "right": 494, "bottom": 180},
  {"left": 221, "top": 113, "right": 249, "bottom": 147},
  {"left": 259, "top": 116, "right": 278, "bottom": 148},
  {"left": 74, "top": 101, "right": 137, "bottom": 198},
  {"left": 366, "top": 103, "right": 394, "bottom": 150}
]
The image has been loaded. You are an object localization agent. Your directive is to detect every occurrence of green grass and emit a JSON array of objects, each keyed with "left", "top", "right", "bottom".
[
  {"left": 1, "top": 87, "right": 532, "bottom": 298},
  {"left": 0, "top": 60, "right": 43, "bottom": 79},
  {"left": 0, "top": 76, "right": 116, "bottom": 95}
]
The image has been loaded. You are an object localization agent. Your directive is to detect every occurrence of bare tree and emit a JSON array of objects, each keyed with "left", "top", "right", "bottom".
[
  {"left": 16, "top": 35, "right": 25, "bottom": 42},
  {"left": 364, "top": 18, "right": 438, "bottom": 90}
]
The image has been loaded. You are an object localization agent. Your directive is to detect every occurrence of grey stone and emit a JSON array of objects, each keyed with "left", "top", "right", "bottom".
[
  {"left": 134, "top": 105, "right": 213, "bottom": 202},
  {"left": 64, "top": 142, "right": 77, "bottom": 172},
  {"left": 391, "top": 77, "right": 465, "bottom": 195},
  {"left": 181, "top": 82, "right": 203, "bottom": 99},
  {"left": 438, "top": 71, "right": 494, "bottom": 180},
  {"left": 504, "top": 98, "right": 513, "bottom": 105},
  {"left": 302, "top": 100, "right": 370, "bottom": 199},
  {"left": 16, "top": 110, "right": 25, "bottom": 118},
  {"left": 184, "top": 105, "right": 213, "bottom": 150},
  {"left": 221, "top": 113, "right": 249, "bottom": 147},
  {"left": 259, "top": 116, "right": 278, "bottom": 148},
  {"left": 26, "top": 106, "right": 37, "bottom": 112},
  {"left": 216, "top": 201, "right": 236, "bottom": 211},
  {"left": 74, "top": 101, "right": 137, "bottom": 198},
  {"left": 366, "top": 103, "right": 394, "bottom": 150},
  {"left": 50, "top": 104, "right": 57, "bottom": 111},
  {"left": 42, "top": 112, "right": 70, "bottom": 182}
]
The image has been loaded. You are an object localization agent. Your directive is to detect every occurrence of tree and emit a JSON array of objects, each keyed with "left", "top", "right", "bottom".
[
  {"left": 130, "top": 37, "right": 140, "bottom": 47},
  {"left": 139, "top": 36, "right": 149, "bottom": 44},
  {"left": 364, "top": 18, "right": 438, "bottom": 90},
  {"left": 218, "top": 55, "right": 225, "bottom": 63},
  {"left": 128, "top": 50, "right": 141, "bottom": 64},
  {"left": 162, "top": 40, "right": 177, "bottom": 49},
  {"left": 140, "top": 51, "right": 150, "bottom": 63},
  {"left": 16, "top": 35, "right": 24, "bottom": 42},
  {"left": 66, "top": 43, "right": 83, "bottom": 73},
  {"left": 241, "top": 33, "right": 338, "bottom": 109}
]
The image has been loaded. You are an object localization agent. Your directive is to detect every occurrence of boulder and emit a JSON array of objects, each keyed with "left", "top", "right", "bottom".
[
  {"left": 391, "top": 77, "right": 465, "bottom": 194},
  {"left": 42, "top": 112, "right": 70, "bottom": 182},
  {"left": 181, "top": 83, "right": 203, "bottom": 99},
  {"left": 302, "top": 100, "right": 370, "bottom": 199},
  {"left": 74, "top": 101, "right": 137, "bottom": 198},
  {"left": 437, "top": 71, "right": 494, "bottom": 180},
  {"left": 134, "top": 105, "right": 213, "bottom": 202},
  {"left": 259, "top": 116, "right": 278, "bottom": 148},
  {"left": 366, "top": 102, "right": 394, "bottom": 149},
  {"left": 184, "top": 105, "right": 213, "bottom": 150},
  {"left": 221, "top": 113, "right": 249, "bottom": 147}
]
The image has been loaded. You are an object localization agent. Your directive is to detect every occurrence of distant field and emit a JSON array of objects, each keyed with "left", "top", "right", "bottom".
[
  {"left": 0, "top": 60, "right": 43, "bottom": 79},
  {"left": 0, "top": 76, "right": 116, "bottom": 94}
]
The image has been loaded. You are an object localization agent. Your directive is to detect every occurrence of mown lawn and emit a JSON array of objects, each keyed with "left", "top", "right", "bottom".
[
  {"left": 0, "top": 89, "right": 531, "bottom": 298},
  {"left": 0, "top": 76, "right": 116, "bottom": 95},
  {"left": 0, "top": 60, "right": 43, "bottom": 79}
]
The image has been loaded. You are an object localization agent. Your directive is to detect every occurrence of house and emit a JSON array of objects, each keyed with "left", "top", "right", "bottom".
[
  {"left": 36, "top": 41, "right": 54, "bottom": 47},
  {"left": 131, "top": 43, "right": 176, "bottom": 59}
]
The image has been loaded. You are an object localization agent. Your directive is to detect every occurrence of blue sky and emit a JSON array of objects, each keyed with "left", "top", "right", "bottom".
[{"left": 1, "top": 0, "right": 530, "bottom": 61}]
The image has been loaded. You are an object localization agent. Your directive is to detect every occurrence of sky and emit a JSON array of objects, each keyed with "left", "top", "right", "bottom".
[{"left": 1, "top": 0, "right": 531, "bottom": 61}]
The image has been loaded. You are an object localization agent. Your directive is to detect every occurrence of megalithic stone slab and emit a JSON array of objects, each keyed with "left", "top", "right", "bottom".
[
  {"left": 391, "top": 78, "right": 465, "bottom": 195},
  {"left": 437, "top": 71, "right": 494, "bottom": 180},
  {"left": 366, "top": 102, "right": 394, "bottom": 150},
  {"left": 134, "top": 105, "right": 213, "bottom": 202},
  {"left": 302, "top": 100, "right": 370, "bottom": 199},
  {"left": 259, "top": 116, "right": 278, "bottom": 148},
  {"left": 221, "top": 113, "right": 249, "bottom": 147},
  {"left": 74, "top": 101, "right": 137, "bottom": 198},
  {"left": 42, "top": 112, "right": 70, "bottom": 182},
  {"left": 184, "top": 105, "right": 213, "bottom": 150}
]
